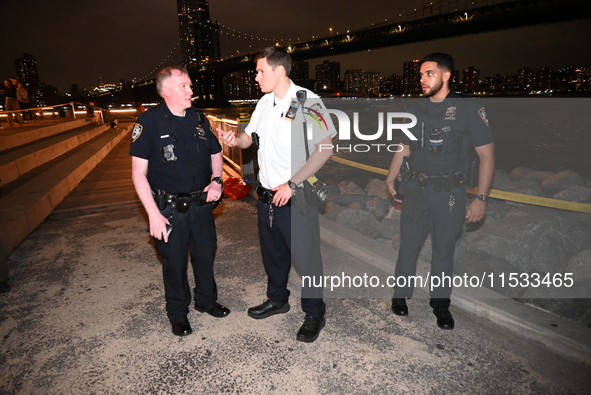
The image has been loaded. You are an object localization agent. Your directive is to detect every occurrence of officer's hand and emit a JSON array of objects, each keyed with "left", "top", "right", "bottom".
[
  {"left": 149, "top": 213, "right": 171, "bottom": 243},
  {"left": 204, "top": 182, "right": 222, "bottom": 202},
  {"left": 385, "top": 175, "right": 400, "bottom": 201},
  {"left": 466, "top": 199, "right": 486, "bottom": 223},
  {"left": 217, "top": 128, "right": 237, "bottom": 147},
  {"left": 272, "top": 183, "right": 294, "bottom": 207}
]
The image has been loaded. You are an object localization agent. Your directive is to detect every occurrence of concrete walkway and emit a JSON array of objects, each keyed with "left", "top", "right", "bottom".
[{"left": 1, "top": 137, "right": 590, "bottom": 394}]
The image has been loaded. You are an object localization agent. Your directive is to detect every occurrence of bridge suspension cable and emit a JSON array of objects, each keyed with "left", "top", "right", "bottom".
[{"left": 134, "top": 42, "right": 182, "bottom": 83}]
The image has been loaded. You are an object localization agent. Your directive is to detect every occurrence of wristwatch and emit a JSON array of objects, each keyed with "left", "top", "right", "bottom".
[
  {"left": 287, "top": 180, "right": 297, "bottom": 190},
  {"left": 212, "top": 177, "right": 223, "bottom": 185},
  {"left": 475, "top": 194, "right": 489, "bottom": 202}
]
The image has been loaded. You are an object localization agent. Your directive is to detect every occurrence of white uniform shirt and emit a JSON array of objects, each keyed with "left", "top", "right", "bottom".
[{"left": 245, "top": 81, "right": 336, "bottom": 189}]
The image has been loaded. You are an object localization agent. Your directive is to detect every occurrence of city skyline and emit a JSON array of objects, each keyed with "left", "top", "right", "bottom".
[{"left": 1, "top": 0, "right": 591, "bottom": 93}]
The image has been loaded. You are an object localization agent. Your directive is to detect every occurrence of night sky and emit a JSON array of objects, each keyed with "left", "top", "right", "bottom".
[{"left": 1, "top": 0, "right": 590, "bottom": 93}]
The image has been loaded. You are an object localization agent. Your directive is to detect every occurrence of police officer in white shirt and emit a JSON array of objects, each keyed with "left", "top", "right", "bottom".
[{"left": 219, "top": 47, "right": 336, "bottom": 342}]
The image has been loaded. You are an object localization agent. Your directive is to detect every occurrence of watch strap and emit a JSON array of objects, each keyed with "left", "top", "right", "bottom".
[{"left": 212, "top": 176, "right": 223, "bottom": 184}]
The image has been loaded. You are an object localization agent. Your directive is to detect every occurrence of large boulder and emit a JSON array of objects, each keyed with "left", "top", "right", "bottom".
[
  {"left": 326, "top": 194, "right": 373, "bottom": 208},
  {"left": 366, "top": 197, "right": 392, "bottom": 221},
  {"left": 454, "top": 250, "right": 527, "bottom": 298},
  {"left": 511, "top": 167, "right": 554, "bottom": 182},
  {"left": 566, "top": 249, "right": 591, "bottom": 298},
  {"left": 365, "top": 178, "right": 391, "bottom": 200},
  {"left": 541, "top": 170, "right": 585, "bottom": 196},
  {"left": 490, "top": 169, "right": 514, "bottom": 191},
  {"left": 324, "top": 201, "right": 346, "bottom": 221},
  {"left": 553, "top": 185, "right": 591, "bottom": 203},
  {"left": 466, "top": 213, "right": 590, "bottom": 274},
  {"left": 378, "top": 207, "right": 401, "bottom": 239},
  {"left": 338, "top": 180, "right": 365, "bottom": 195},
  {"left": 336, "top": 208, "right": 381, "bottom": 239}
]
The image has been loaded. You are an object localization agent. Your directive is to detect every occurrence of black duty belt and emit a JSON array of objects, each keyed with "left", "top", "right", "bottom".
[
  {"left": 256, "top": 185, "right": 291, "bottom": 206},
  {"left": 412, "top": 170, "right": 465, "bottom": 192},
  {"left": 154, "top": 190, "right": 209, "bottom": 212}
]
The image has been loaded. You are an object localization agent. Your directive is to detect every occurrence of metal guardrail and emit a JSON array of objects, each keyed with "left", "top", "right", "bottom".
[
  {"left": 205, "top": 114, "right": 256, "bottom": 180},
  {"left": 0, "top": 101, "right": 143, "bottom": 126}
]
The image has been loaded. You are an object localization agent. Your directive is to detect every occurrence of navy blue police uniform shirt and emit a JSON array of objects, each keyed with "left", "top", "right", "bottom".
[
  {"left": 401, "top": 91, "right": 493, "bottom": 174},
  {"left": 129, "top": 103, "right": 222, "bottom": 194}
]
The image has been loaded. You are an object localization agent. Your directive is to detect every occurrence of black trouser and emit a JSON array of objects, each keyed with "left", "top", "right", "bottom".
[
  {"left": 393, "top": 182, "right": 466, "bottom": 308},
  {"left": 256, "top": 199, "right": 325, "bottom": 318},
  {"left": 154, "top": 203, "right": 218, "bottom": 318}
]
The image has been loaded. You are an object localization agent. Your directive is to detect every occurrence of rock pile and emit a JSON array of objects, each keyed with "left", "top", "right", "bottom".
[{"left": 322, "top": 168, "right": 591, "bottom": 327}]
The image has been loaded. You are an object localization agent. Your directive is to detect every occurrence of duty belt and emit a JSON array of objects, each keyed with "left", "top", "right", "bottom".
[
  {"left": 256, "top": 185, "right": 291, "bottom": 206},
  {"left": 154, "top": 189, "right": 208, "bottom": 212},
  {"left": 412, "top": 170, "right": 465, "bottom": 192}
]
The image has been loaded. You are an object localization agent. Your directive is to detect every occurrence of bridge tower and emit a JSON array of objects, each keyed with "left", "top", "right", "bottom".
[{"left": 177, "top": 0, "right": 221, "bottom": 69}]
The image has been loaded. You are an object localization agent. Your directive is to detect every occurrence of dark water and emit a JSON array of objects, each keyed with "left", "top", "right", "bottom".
[{"left": 206, "top": 97, "right": 591, "bottom": 188}]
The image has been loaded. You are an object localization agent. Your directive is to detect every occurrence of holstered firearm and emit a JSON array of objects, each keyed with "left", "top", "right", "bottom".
[{"left": 396, "top": 156, "right": 412, "bottom": 197}]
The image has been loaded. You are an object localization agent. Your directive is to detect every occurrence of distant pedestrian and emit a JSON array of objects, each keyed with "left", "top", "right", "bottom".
[
  {"left": 3, "top": 79, "right": 24, "bottom": 127},
  {"left": 86, "top": 102, "right": 95, "bottom": 118},
  {"left": 16, "top": 82, "right": 32, "bottom": 122}
]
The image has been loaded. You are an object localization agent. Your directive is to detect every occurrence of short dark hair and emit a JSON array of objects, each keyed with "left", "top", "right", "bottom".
[
  {"left": 421, "top": 53, "right": 454, "bottom": 73},
  {"left": 254, "top": 46, "right": 292, "bottom": 76},
  {"left": 156, "top": 66, "right": 189, "bottom": 97}
]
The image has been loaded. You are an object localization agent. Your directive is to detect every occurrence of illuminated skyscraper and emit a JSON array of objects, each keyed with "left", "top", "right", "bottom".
[
  {"left": 177, "top": 0, "right": 221, "bottom": 68},
  {"left": 403, "top": 59, "right": 420, "bottom": 93},
  {"left": 15, "top": 53, "right": 42, "bottom": 103},
  {"left": 15, "top": 53, "right": 40, "bottom": 87},
  {"left": 462, "top": 66, "right": 480, "bottom": 92},
  {"left": 315, "top": 60, "right": 340, "bottom": 91}
]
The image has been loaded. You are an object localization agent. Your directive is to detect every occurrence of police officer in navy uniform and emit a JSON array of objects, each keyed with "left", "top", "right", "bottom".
[
  {"left": 130, "top": 66, "right": 230, "bottom": 337},
  {"left": 386, "top": 53, "right": 495, "bottom": 329}
]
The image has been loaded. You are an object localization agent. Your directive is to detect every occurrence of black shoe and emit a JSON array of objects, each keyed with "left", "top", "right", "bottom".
[
  {"left": 247, "top": 299, "right": 290, "bottom": 319},
  {"left": 391, "top": 298, "right": 408, "bottom": 316},
  {"left": 195, "top": 302, "right": 230, "bottom": 318},
  {"left": 433, "top": 306, "right": 454, "bottom": 330},
  {"left": 296, "top": 315, "right": 326, "bottom": 343},
  {"left": 0, "top": 281, "right": 10, "bottom": 294},
  {"left": 169, "top": 316, "right": 193, "bottom": 336}
]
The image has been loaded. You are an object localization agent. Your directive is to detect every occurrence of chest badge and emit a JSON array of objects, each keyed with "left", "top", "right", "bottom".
[
  {"left": 445, "top": 106, "right": 456, "bottom": 120},
  {"left": 284, "top": 101, "right": 300, "bottom": 121},
  {"left": 195, "top": 126, "right": 208, "bottom": 141}
]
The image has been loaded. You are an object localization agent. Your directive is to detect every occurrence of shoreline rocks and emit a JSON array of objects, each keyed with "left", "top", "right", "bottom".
[{"left": 322, "top": 168, "right": 591, "bottom": 327}]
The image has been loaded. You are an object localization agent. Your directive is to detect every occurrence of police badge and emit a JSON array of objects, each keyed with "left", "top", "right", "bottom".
[
  {"left": 445, "top": 106, "right": 456, "bottom": 120},
  {"left": 195, "top": 126, "right": 208, "bottom": 140}
]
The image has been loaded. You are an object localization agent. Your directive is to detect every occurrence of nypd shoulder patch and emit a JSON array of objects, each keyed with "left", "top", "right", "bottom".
[
  {"left": 478, "top": 107, "right": 489, "bottom": 126},
  {"left": 131, "top": 123, "right": 143, "bottom": 142}
]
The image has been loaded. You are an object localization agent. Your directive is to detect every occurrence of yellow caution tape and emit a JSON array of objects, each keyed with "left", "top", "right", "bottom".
[
  {"left": 466, "top": 187, "right": 591, "bottom": 214},
  {"left": 330, "top": 156, "right": 389, "bottom": 176},
  {"left": 329, "top": 156, "right": 591, "bottom": 214}
]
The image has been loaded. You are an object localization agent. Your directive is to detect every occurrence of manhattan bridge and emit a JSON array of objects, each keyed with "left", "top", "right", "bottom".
[{"left": 107, "top": 0, "right": 591, "bottom": 105}]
